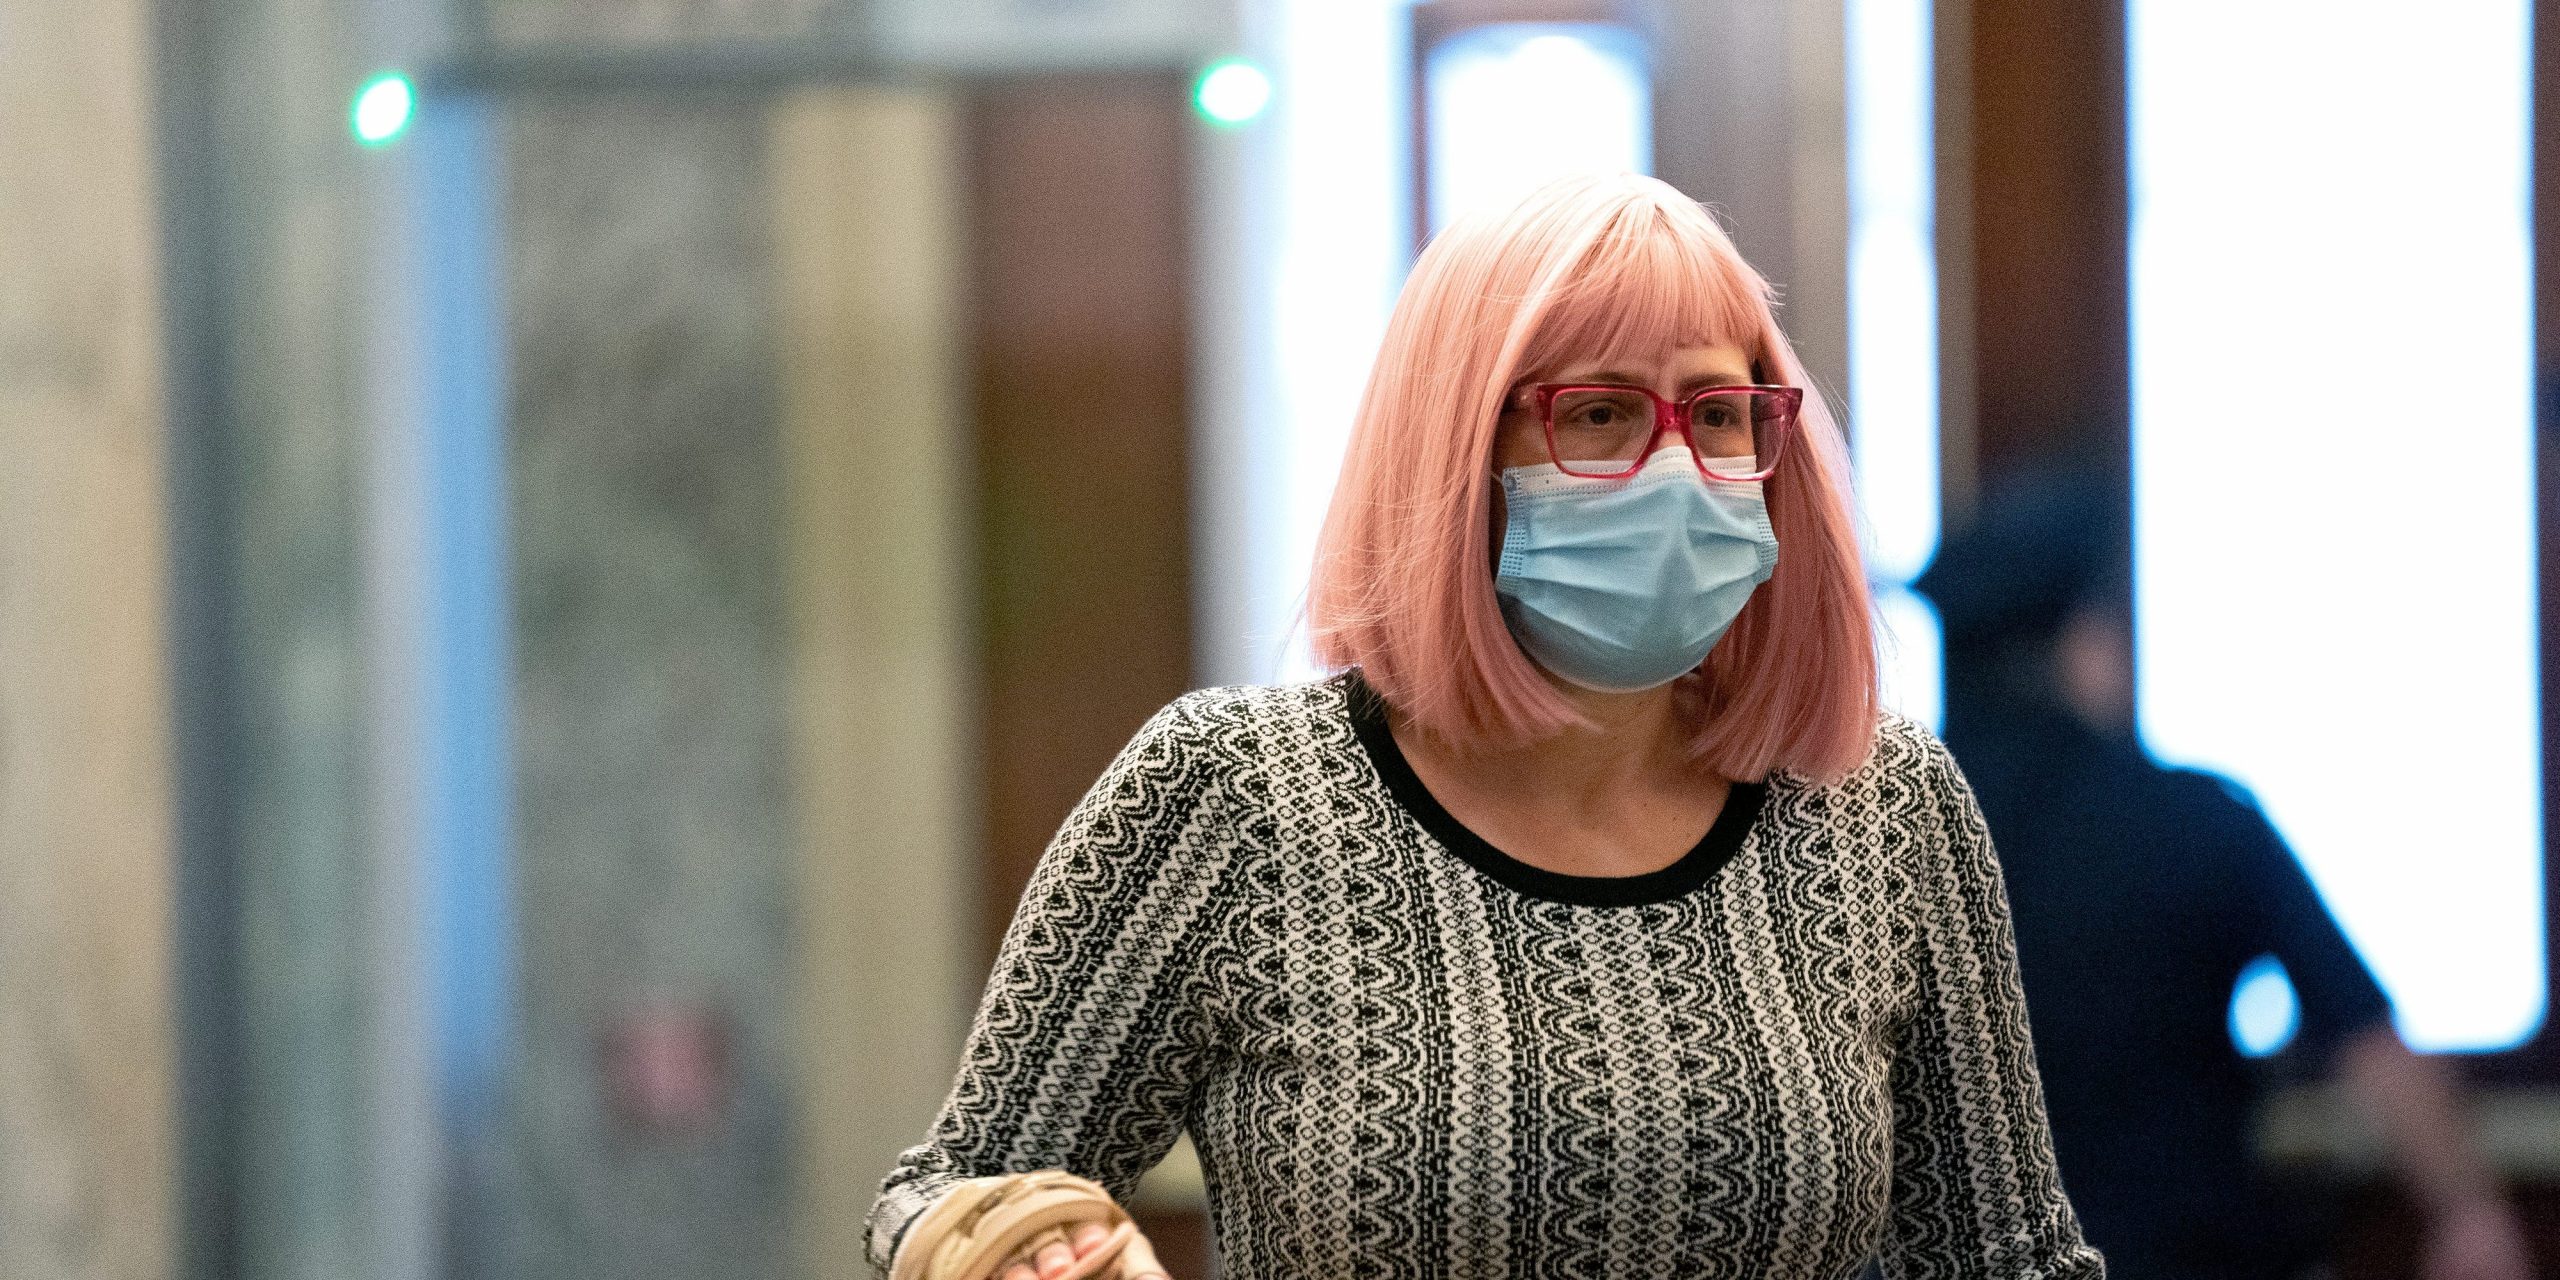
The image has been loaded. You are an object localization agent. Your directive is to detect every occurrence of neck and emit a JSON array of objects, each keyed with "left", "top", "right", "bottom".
[{"left": 1400, "top": 668, "right": 1701, "bottom": 810}]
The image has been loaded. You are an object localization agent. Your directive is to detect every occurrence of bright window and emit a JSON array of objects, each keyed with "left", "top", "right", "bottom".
[
  {"left": 2130, "top": 0, "right": 2541, "bottom": 1050},
  {"left": 1423, "top": 24, "right": 1651, "bottom": 236},
  {"left": 1846, "top": 0, "right": 1943, "bottom": 727}
]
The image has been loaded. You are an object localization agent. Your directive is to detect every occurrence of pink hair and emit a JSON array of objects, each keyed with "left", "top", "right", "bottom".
[{"left": 1305, "top": 173, "right": 1881, "bottom": 784}]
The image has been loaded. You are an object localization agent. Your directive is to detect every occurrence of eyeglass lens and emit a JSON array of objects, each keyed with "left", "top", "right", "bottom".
[{"left": 1546, "top": 388, "right": 1791, "bottom": 478}]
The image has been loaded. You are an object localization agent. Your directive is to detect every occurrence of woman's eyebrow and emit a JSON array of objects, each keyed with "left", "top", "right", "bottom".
[
  {"left": 1563, "top": 369, "right": 1757, "bottom": 389},
  {"left": 1546, "top": 368, "right": 1647, "bottom": 386}
]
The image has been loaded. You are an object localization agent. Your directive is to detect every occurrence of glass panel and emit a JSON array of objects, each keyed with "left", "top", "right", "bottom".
[
  {"left": 2131, "top": 0, "right": 2540, "bottom": 1050},
  {"left": 1845, "top": 0, "right": 1942, "bottom": 725}
]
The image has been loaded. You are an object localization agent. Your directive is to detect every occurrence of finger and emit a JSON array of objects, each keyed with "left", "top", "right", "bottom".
[
  {"left": 1068, "top": 1222, "right": 1113, "bottom": 1256},
  {"left": 1056, "top": 1222, "right": 1137, "bottom": 1280},
  {"left": 999, "top": 1261, "right": 1039, "bottom": 1280},
  {"left": 1032, "top": 1236, "right": 1076, "bottom": 1280}
]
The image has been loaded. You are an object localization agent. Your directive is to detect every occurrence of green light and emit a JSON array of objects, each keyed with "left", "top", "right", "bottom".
[
  {"left": 352, "top": 72, "right": 416, "bottom": 147},
  {"left": 1193, "top": 58, "right": 1271, "bottom": 127}
]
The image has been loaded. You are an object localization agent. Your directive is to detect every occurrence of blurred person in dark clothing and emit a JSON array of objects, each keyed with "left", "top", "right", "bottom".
[{"left": 1913, "top": 473, "right": 2533, "bottom": 1280}]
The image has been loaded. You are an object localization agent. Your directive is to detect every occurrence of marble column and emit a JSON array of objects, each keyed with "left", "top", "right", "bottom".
[
  {"left": 0, "top": 1, "right": 178, "bottom": 1277},
  {"left": 498, "top": 96, "right": 795, "bottom": 1280}
]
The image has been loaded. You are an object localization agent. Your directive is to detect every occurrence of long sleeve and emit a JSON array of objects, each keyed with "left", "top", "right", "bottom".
[
  {"left": 864, "top": 697, "right": 1238, "bottom": 1275},
  {"left": 1879, "top": 728, "right": 2106, "bottom": 1280}
]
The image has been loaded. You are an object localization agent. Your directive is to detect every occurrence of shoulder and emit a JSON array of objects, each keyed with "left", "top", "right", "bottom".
[
  {"left": 1149, "top": 676, "right": 1351, "bottom": 736},
  {"left": 1873, "top": 710, "right": 1955, "bottom": 771},
  {"left": 1762, "top": 713, "right": 1992, "bottom": 862},
  {"left": 1053, "top": 682, "right": 1350, "bottom": 864},
  {"left": 2147, "top": 762, "right": 2291, "bottom": 865},
  {"left": 2158, "top": 761, "right": 2271, "bottom": 819},
  {"left": 1128, "top": 676, "right": 1361, "bottom": 769},
  {"left": 1808, "top": 710, "right": 1966, "bottom": 798},
  {"left": 1097, "top": 679, "right": 1362, "bottom": 846}
]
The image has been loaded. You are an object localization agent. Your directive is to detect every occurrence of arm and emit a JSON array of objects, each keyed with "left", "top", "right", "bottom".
[
  {"left": 866, "top": 698, "right": 1235, "bottom": 1276},
  {"left": 1879, "top": 728, "right": 2105, "bottom": 1280},
  {"left": 2335, "top": 1028, "right": 2532, "bottom": 1280},
  {"left": 2220, "top": 787, "right": 2531, "bottom": 1280}
]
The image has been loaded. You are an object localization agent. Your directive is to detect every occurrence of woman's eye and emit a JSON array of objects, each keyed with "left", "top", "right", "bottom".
[{"left": 1554, "top": 393, "right": 1650, "bottom": 432}]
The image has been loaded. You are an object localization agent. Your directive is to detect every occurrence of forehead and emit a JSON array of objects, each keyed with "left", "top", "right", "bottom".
[{"left": 1544, "top": 341, "right": 1757, "bottom": 386}]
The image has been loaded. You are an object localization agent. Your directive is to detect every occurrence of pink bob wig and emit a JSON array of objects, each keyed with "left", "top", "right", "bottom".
[{"left": 1305, "top": 173, "right": 1880, "bottom": 785}]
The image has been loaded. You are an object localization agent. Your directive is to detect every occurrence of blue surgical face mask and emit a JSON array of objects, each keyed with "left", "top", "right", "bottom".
[{"left": 1494, "top": 446, "right": 1780, "bottom": 692}]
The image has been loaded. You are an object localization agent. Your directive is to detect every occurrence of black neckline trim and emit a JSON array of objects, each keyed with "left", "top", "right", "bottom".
[{"left": 1337, "top": 671, "right": 1767, "bottom": 908}]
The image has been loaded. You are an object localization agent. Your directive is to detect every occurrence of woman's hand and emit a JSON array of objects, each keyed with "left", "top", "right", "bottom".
[
  {"left": 995, "top": 1218, "right": 1171, "bottom": 1280},
  {"left": 2420, "top": 1196, "right": 2535, "bottom": 1280},
  {"left": 893, "top": 1169, "right": 1168, "bottom": 1280}
]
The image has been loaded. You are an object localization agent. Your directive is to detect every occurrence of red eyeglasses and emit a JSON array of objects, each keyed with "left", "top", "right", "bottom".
[{"left": 1518, "top": 383, "right": 1802, "bottom": 481}]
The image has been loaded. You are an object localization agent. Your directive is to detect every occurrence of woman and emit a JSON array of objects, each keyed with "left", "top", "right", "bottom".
[{"left": 868, "top": 173, "right": 2104, "bottom": 1280}]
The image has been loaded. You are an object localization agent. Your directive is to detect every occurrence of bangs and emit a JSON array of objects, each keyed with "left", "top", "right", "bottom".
[{"left": 1514, "top": 205, "right": 1772, "bottom": 382}]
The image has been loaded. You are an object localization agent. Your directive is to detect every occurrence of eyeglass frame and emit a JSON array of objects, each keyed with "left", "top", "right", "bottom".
[{"left": 1514, "top": 382, "right": 1803, "bottom": 482}]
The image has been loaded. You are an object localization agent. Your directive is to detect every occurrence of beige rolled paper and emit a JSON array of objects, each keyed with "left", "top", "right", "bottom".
[{"left": 889, "top": 1171, "right": 1166, "bottom": 1280}]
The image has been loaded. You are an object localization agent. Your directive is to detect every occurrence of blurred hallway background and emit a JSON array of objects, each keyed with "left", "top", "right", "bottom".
[{"left": 6, "top": 0, "right": 2554, "bottom": 1277}]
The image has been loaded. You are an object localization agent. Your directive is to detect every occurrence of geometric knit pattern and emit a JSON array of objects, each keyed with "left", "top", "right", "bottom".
[{"left": 868, "top": 675, "right": 2104, "bottom": 1280}]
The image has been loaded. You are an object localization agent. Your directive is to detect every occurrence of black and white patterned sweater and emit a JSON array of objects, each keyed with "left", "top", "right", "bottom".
[{"left": 868, "top": 673, "right": 2104, "bottom": 1280}]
